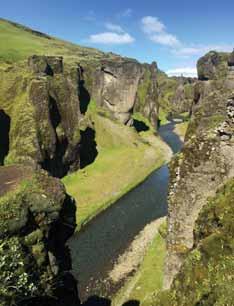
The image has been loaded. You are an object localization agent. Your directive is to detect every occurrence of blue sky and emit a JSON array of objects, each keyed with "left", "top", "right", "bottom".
[{"left": 1, "top": 0, "right": 234, "bottom": 76}]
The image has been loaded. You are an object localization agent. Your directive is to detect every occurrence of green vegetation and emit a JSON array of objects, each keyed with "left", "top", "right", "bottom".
[
  {"left": 0, "top": 18, "right": 107, "bottom": 65},
  {"left": 129, "top": 233, "right": 166, "bottom": 304},
  {"left": 137, "top": 70, "right": 151, "bottom": 106},
  {"left": 63, "top": 112, "right": 170, "bottom": 229},
  {"left": 158, "top": 108, "right": 170, "bottom": 126},
  {"left": 155, "top": 179, "right": 234, "bottom": 306},
  {"left": 113, "top": 221, "right": 167, "bottom": 306},
  {"left": 174, "top": 121, "right": 189, "bottom": 140}
]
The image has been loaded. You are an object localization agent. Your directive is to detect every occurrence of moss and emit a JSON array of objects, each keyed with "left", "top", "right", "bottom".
[
  {"left": 137, "top": 70, "right": 152, "bottom": 106},
  {"left": 0, "top": 66, "right": 38, "bottom": 165},
  {"left": 155, "top": 179, "right": 234, "bottom": 306},
  {"left": 0, "top": 237, "right": 40, "bottom": 305}
]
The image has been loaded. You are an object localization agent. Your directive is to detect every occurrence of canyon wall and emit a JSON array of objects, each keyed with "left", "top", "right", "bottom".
[
  {"left": 0, "top": 54, "right": 159, "bottom": 178},
  {"left": 158, "top": 72, "right": 196, "bottom": 117},
  {"left": 155, "top": 50, "right": 234, "bottom": 305}
]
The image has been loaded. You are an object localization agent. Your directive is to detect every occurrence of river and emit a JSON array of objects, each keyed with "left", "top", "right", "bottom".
[{"left": 68, "top": 122, "right": 183, "bottom": 302}]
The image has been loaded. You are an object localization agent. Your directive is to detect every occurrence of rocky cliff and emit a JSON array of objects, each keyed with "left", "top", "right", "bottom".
[
  {"left": 158, "top": 72, "right": 196, "bottom": 120},
  {"left": 0, "top": 165, "right": 79, "bottom": 306},
  {"left": 0, "top": 18, "right": 162, "bottom": 305},
  {"left": 0, "top": 55, "right": 82, "bottom": 178},
  {"left": 154, "top": 51, "right": 234, "bottom": 305},
  {"left": 0, "top": 19, "right": 159, "bottom": 178},
  {"left": 92, "top": 59, "right": 158, "bottom": 126}
]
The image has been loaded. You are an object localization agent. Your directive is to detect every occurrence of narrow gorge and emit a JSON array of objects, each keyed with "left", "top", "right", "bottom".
[{"left": 0, "top": 17, "right": 233, "bottom": 306}]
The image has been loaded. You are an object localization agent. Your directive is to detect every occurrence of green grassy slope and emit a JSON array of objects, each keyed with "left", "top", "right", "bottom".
[
  {"left": 0, "top": 18, "right": 113, "bottom": 64},
  {"left": 63, "top": 103, "right": 172, "bottom": 229}
]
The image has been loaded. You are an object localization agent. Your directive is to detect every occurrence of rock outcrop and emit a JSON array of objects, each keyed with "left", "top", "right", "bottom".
[
  {"left": 197, "top": 51, "right": 230, "bottom": 80},
  {"left": 0, "top": 53, "right": 160, "bottom": 177},
  {"left": 156, "top": 51, "right": 234, "bottom": 304},
  {"left": 92, "top": 59, "right": 158, "bottom": 127},
  {"left": 158, "top": 72, "right": 196, "bottom": 117},
  {"left": 0, "top": 56, "right": 82, "bottom": 178},
  {"left": 0, "top": 165, "right": 79, "bottom": 306}
]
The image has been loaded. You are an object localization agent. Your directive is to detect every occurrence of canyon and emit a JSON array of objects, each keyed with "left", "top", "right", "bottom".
[{"left": 0, "top": 18, "right": 233, "bottom": 306}]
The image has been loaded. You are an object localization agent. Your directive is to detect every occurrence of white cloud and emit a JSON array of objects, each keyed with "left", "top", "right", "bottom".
[
  {"left": 105, "top": 22, "right": 124, "bottom": 33},
  {"left": 173, "top": 45, "right": 233, "bottom": 57},
  {"left": 166, "top": 67, "right": 197, "bottom": 78},
  {"left": 121, "top": 8, "right": 133, "bottom": 17},
  {"left": 151, "top": 33, "right": 180, "bottom": 47},
  {"left": 142, "top": 16, "right": 165, "bottom": 34},
  {"left": 141, "top": 16, "right": 180, "bottom": 47},
  {"left": 88, "top": 32, "right": 135, "bottom": 44}
]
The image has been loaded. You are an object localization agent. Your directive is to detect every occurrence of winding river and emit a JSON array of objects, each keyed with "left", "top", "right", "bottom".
[{"left": 68, "top": 122, "right": 183, "bottom": 301}]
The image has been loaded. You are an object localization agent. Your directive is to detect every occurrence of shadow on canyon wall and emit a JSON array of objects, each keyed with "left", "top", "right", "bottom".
[
  {"left": 0, "top": 109, "right": 10, "bottom": 165},
  {"left": 133, "top": 119, "right": 150, "bottom": 133},
  {"left": 79, "top": 78, "right": 91, "bottom": 115},
  {"left": 80, "top": 127, "right": 98, "bottom": 169}
]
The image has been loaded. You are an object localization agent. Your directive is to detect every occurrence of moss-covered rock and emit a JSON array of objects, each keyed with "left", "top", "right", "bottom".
[
  {"left": 157, "top": 72, "right": 196, "bottom": 121},
  {"left": 155, "top": 179, "right": 234, "bottom": 306},
  {"left": 197, "top": 51, "right": 229, "bottom": 80},
  {"left": 0, "top": 166, "right": 79, "bottom": 306},
  {"left": 163, "top": 51, "right": 234, "bottom": 291}
]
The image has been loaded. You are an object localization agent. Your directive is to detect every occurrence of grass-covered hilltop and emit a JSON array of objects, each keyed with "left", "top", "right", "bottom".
[{"left": 1, "top": 16, "right": 233, "bottom": 306}]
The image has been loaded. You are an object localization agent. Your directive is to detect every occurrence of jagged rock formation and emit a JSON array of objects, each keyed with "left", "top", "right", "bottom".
[
  {"left": 197, "top": 50, "right": 230, "bottom": 80},
  {"left": 0, "top": 165, "right": 79, "bottom": 306},
  {"left": 158, "top": 72, "right": 196, "bottom": 117},
  {"left": 155, "top": 179, "right": 234, "bottom": 305},
  {"left": 0, "top": 55, "right": 82, "bottom": 178},
  {"left": 0, "top": 19, "right": 164, "bottom": 305},
  {"left": 0, "top": 54, "right": 159, "bottom": 177},
  {"left": 154, "top": 51, "right": 234, "bottom": 305},
  {"left": 91, "top": 59, "right": 158, "bottom": 127}
]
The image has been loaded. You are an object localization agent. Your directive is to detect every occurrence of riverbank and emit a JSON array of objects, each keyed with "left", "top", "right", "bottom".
[
  {"left": 110, "top": 123, "right": 188, "bottom": 305},
  {"left": 63, "top": 114, "right": 172, "bottom": 230},
  {"left": 112, "top": 221, "right": 166, "bottom": 306}
]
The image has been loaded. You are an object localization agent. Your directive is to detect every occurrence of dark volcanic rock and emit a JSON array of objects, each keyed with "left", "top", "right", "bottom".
[
  {"left": 28, "top": 55, "right": 63, "bottom": 75},
  {"left": 197, "top": 51, "right": 229, "bottom": 80},
  {"left": 92, "top": 59, "right": 159, "bottom": 127},
  {"left": 162, "top": 50, "right": 234, "bottom": 291},
  {"left": 0, "top": 56, "right": 82, "bottom": 178},
  {"left": 0, "top": 166, "right": 80, "bottom": 306}
]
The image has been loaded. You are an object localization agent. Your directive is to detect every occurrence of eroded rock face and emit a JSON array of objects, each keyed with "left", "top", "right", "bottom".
[
  {"left": 92, "top": 59, "right": 158, "bottom": 127},
  {"left": 0, "top": 165, "right": 79, "bottom": 306},
  {"left": 0, "top": 56, "right": 82, "bottom": 178},
  {"left": 155, "top": 178, "right": 234, "bottom": 305},
  {"left": 197, "top": 51, "right": 229, "bottom": 80},
  {"left": 28, "top": 58, "right": 82, "bottom": 177},
  {"left": 28, "top": 55, "right": 63, "bottom": 75},
  {"left": 171, "top": 78, "right": 195, "bottom": 115},
  {"left": 158, "top": 73, "right": 196, "bottom": 118},
  {"left": 164, "top": 51, "right": 234, "bottom": 290}
]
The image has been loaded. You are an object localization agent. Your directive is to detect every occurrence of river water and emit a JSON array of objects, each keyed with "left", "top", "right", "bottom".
[{"left": 68, "top": 122, "right": 183, "bottom": 301}]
